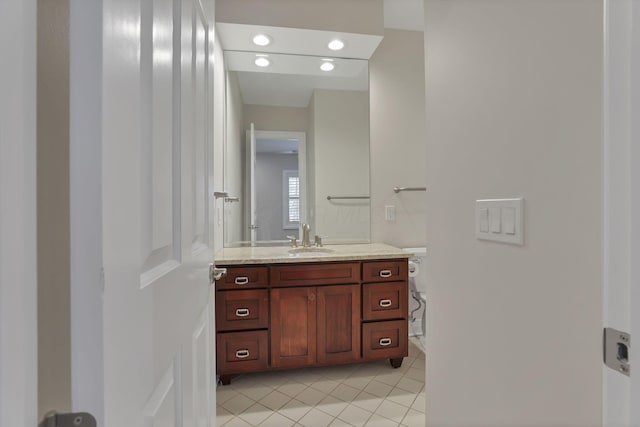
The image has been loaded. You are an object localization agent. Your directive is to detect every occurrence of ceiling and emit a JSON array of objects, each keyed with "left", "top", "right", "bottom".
[{"left": 218, "top": 0, "right": 424, "bottom": 108}]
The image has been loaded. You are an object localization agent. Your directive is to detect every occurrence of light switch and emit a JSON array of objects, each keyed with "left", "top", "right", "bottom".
[
  {"left": 503, "top": 207, "right": 516, "bottom": 234},
  {"left": 385, "top": 205, "right": 396, "bottom": 222},
  {"left": 489, "top": 207, "right": 501, "bottom": 233},
  {"left": 475, "top": 198, "right": 524, "bottom": 245},
  {"left": 479, "top": 208, "right": 489, "bottom": 232}
]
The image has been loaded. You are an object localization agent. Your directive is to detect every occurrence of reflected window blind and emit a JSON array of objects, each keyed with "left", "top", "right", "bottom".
[
  {"left": 283, "top": 170, "right": 299, "bottom": 228},
  {"left": 288, "top": 176, "right": 300, "bottom": 222}
]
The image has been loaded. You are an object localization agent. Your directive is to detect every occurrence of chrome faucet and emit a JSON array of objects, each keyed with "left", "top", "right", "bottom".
[{"left": 301, "top": 223, "right": 311, "bottom": 247}]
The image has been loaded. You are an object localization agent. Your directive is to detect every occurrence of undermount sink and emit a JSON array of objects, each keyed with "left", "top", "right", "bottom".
[{"left": 288, "top": 247, "right": 335, "bottom": 255}]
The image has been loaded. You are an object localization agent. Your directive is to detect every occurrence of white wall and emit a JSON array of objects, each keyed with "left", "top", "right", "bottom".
[
  {"left": 216, "top": 0, "right": 384, "bottom": 36},
  {"left": 424, "top": 1, "right": 603, "bottom": 425},
  {"left": 243, "top": 104, "right": 308, "bottom": 133},
  {"left": 370, "top": 28, "right": 426, "bottom": 249},
  {"left": 311, "top": 89, "right": 370, "bottom": 241}
]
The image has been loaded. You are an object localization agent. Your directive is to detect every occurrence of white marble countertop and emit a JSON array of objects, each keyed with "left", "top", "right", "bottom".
[{"left": 215, "top": 243, "right": 412, "bottom": 265}]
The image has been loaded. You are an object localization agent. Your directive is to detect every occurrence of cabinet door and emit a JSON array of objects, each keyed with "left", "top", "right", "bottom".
[
  {"left": 271, "top": 287, "right": 317, "bottom": 368},
  {"left": 317, "top": 284, "right": 361, "bottom": 365}
]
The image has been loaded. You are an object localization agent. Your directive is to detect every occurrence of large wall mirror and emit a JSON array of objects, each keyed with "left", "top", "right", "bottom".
[{"left": 221, "top": 34, "right": 373, "bottom": 247}]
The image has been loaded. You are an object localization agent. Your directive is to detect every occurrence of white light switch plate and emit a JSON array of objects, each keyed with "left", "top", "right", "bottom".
[
  {"left": 475, "top": 198, "right": 524, "bottom": 245},
  {"left": 385, "top": 205, "right": 396, "bottom": 222}
]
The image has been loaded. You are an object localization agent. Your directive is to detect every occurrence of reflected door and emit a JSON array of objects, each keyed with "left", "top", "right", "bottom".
[{"left": 247, "top": 122, "right": 258, "bottom": 243}]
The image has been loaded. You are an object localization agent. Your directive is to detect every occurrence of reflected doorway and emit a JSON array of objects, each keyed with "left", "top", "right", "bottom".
[{"left": 245, "top": 128, "right": 307, "bottom": 243}]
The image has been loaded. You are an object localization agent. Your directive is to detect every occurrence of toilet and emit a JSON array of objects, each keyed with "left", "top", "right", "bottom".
[{"left": 402, "top": 247, "right": 427, "bottom": 348}]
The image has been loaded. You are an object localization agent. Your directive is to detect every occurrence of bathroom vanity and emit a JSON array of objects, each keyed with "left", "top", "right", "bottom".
[{"left": 214, "top": 243, "right": 410, "bottom": 385}]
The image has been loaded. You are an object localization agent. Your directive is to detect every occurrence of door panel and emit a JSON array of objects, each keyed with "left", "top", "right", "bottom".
[
  {"left": 191, "top": 306, "right": 210, "bottom": 427},
  {"left": 271, "top": 287, "right": 317, "bottom": 368},
  {"left": 317, "top": 285, "right": 360, "bottom": 364},
  {"left": 247, "top": 123, "right": 257, "bottom": 242},
  {"left": 142, "top": 359, "right": 179, "bottom": 425},
  {"left": 140, "top": 0, "right": 180, "bottom": 285},
  {"left": 69, "top": 0, "right": 216, "bottom": 425},
  {"left": 192, "top": 4, "right": 208, "bottom": 250}
]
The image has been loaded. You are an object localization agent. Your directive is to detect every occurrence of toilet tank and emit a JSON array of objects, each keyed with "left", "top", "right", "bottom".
[{"left": 402, "top": 247, "right": 427, "bottom": 294}]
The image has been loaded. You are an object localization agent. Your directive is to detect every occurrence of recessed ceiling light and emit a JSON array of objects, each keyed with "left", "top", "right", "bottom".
[
  {"left": 320, "top": 61, "right": 335, "bottom": 71},
  {"left": 328, "top": 39, "right": 344, "bottom": 51},
  {"left": 255, "top": 56, "right": 270, "bottom": 67},
  {"left": 253, "top": 34, "right": 271, "bottom": 46}
]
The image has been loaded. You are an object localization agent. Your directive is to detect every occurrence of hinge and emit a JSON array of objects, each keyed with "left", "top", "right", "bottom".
[{"left": 39, "top": 411, "right": 96, "bottom": 427}]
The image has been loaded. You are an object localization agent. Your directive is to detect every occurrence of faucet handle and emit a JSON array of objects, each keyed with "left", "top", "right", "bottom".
[
  {"left": 314, "top": 235, "right": 323, "bottom": 247},
  {"left": 286, "top": 236, "right": 298, "bottom": 247}
]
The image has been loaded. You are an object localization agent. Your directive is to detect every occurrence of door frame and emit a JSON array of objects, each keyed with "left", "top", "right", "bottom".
[
  {"left": 602, "top": 0, "right": 640, "bottom": 425},
  {"left": 245, "top": 129, "right": 307, "bottom": 242},
  {"left": 0, "top": 0, "right": 38, "bottom": 425},
  {"left": 68, "top": 0, "right": 104, "bottom": 421}
]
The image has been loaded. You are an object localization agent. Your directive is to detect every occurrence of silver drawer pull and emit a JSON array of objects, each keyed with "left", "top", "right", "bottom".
[
  {"left": 379, "top": 299, "right": 392, "bottom": 308},
  {"left": 379, "top": 270, "right": 392, "bottom": 278},
  {"left": 234, "top": 276, "right": 249, "bottom": 285},
  {"left": 379, "top": 338, "right": 392, "bottom": 346},
  {"left": 235, "top": 349, "right": 250, "bottom": 359},
  {"left": 235, "top": 308, "right": 250, "bottom": 317}
]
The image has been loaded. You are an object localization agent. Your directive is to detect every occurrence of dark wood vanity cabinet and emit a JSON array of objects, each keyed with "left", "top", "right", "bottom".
[
  {"left": 215, "top": 258, "right": 408, "bottom": 385},
  {"left": 270, "top": 286, "right": 317, "bottom": 368},
  {"left": 316, "top": 284, "right": 361, "bottom": 365}
]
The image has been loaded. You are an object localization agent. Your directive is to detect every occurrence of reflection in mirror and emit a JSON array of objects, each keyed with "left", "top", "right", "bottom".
[
  {"left": 249, "top": 130, "right": 306, "bottom": 242},
  {"left": 223, "top": 51, "right": 370, "bottom": 247}
]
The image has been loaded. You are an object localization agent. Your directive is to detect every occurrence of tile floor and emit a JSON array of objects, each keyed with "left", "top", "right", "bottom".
[{"left": 216, "top": 338, "right": 425, "bottom": 427}]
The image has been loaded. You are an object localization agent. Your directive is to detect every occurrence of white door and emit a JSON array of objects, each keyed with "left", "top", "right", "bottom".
[
  {"left": 0, "top": 0, "right": 37, "bottom": 425},
  {"left": 69, "top": 0, "right": 216, "bottom": 425},
  {"left": 603, "top": 0, "right": 640, "bottom": 425},
  {"left": 247, "top": 123, "right": 258, "bottom": 242}
]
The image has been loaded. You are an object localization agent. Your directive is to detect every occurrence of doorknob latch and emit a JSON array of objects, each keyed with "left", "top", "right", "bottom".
[
  {"left": 39, "top": 411, "right": 96, "bottom": 427},
  {"left": 603, "top": 327, "right": 631, "bottom": 376},
  {"left": 209, "top": 263, "right": 227, "bottom": 284}
]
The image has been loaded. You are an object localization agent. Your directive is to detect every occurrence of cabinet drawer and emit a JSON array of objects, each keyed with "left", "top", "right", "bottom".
[
  {"left": 216, "top": 266, "right": 268, "bottom": 290},
  {"left": 362, "top": 282, "right": 408, "bottom": 321},
  {"left": 362, "top": 320, "right": 408, "bottom": 360},
  {"left": 216, "top": 289, "right": 269, "bottom": 331},
  {"left": 271, "top": 262, "right": 360, "bottom": 287},
  {"left": 362, "top": 260, "right": 408, "bottom": 283},
  {"left": 217, "top": 330, "right": 268, "bottom": 374}
]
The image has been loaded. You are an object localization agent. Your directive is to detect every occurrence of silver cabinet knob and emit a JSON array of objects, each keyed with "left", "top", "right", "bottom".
[
  {"left": 379, "top": 338, "right": 392, "bottom": 346},
  {"left": 379, "top": 270, "right": 392, "bottom": 278},
  {"left": 235, "top": 349, "right": 250, "bottom": 359},
  {"left": 234, "top": 276, "right": 249, "bottom": 285},
  {"left": 235, "top": 308, "right": 250, "bottom": 317}
]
